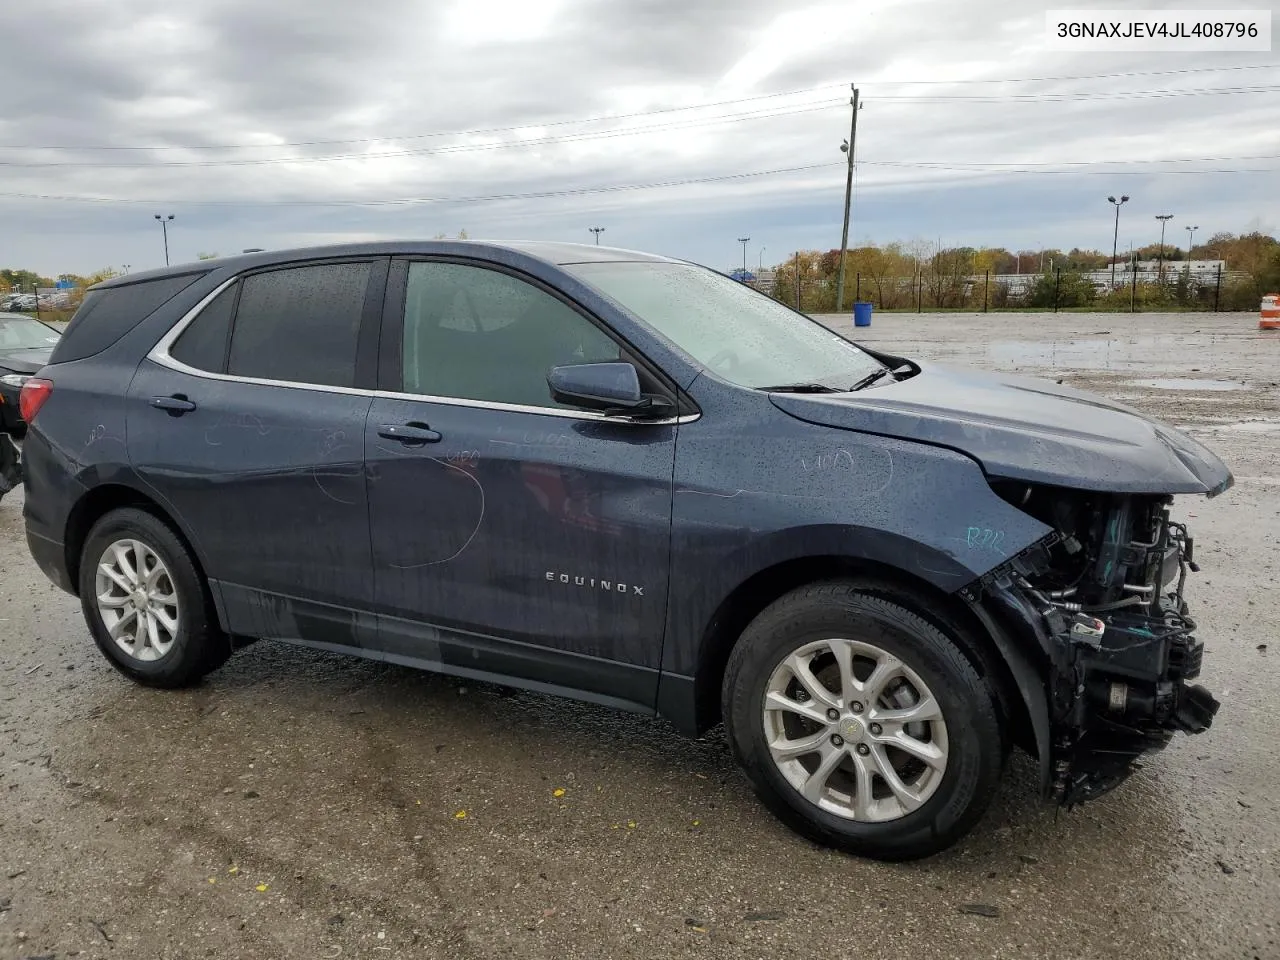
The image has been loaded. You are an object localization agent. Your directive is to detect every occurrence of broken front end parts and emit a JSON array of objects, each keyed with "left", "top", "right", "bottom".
[{"left": 972, "top": 485, "right": 1221, "bottom": 805}]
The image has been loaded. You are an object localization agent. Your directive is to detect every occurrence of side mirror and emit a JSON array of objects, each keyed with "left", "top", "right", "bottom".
[{"left": 547, "top": 362, "right": 671, "bottom": 418}]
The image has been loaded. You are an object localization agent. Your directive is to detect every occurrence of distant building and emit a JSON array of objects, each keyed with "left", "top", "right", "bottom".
[{"left": 1120, "top": 259, "right": 1226, "bottom": 274}]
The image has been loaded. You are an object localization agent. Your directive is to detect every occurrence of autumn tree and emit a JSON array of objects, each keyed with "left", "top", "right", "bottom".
[
  {"left": 772, "top": 250, "right": 832, "bottom": 312},
  {"left": 1011, "top": 249, "right": 1042, "bottom": 274},
  {"left": 973, "top": 248, "right": 1011, "bottom": 275},
  {"left": 0, "top": 268, "right": 47, "bottom": 293},
  {"left": 1064, "top": 248, "right": 1109, "bottom": 270},
  {"left": 1201, "top": 232, "right": 1280, "bottom": 296}
]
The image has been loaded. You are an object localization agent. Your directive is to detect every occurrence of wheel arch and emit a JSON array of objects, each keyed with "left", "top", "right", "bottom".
[
  {"left": 64, "top": 482, "right": 215, "bottom": 607},
  {"left": 675, "top": 555, "right": 1041, "bottom": 758}
]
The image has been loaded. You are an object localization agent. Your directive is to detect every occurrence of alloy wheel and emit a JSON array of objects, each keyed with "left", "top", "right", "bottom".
[
  {"left": 762, "top": 637, "right": 949, "bottom": 822},
  {"left": 94, "top": 538, "right": 181, "bottom": 662}
]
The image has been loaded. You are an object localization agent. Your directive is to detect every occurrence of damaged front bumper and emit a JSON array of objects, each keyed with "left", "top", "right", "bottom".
[{"left": 964, "top": 492, "right": 1221, "bottom": 806}]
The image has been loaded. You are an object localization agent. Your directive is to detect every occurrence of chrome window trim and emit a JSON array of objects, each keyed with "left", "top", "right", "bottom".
[{"left": 148, "top": 275, "right": 698, "bottom": 425}]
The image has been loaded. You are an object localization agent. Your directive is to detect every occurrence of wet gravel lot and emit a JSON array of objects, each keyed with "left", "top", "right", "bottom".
[{"left": 2, "top": 311, "right": 1278, "bottom": 960}]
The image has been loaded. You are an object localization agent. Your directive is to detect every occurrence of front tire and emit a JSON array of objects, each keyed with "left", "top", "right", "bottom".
[
  {"left": 722, "top": 580, "right": 1003, "bottom": 861},
  {"left": 79, "top": 507, "right": 232, "bottom": 687},
  {"left": 0, "top": 433, "right": 20, "bottom": 501}
]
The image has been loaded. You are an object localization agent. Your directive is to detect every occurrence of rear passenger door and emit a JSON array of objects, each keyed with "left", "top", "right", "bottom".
[{"left": 127, "top": 257, "right": 386, "bottom": 648}]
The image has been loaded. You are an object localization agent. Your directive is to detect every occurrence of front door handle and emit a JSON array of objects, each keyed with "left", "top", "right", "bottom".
[
  {"left": 377, "top": 422, "right": 442, "bottom": 445},
  {"left": 150, "top": 394, "right": 197, "bottom": 416}
]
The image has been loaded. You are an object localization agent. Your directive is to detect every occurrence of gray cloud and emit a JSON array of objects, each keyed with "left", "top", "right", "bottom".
[{"left": 0, "top": 0, "right": 1275, "bottom": 274}]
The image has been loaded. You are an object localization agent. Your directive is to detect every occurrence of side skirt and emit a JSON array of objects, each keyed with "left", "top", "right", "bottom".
[{"left": 213, "top": 579, "right": 660, "bottom": 717}]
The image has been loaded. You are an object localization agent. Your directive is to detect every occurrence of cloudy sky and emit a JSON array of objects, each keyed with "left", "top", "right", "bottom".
[{"left": 0, "top": 0, "right": 1276, "bottom": 276}]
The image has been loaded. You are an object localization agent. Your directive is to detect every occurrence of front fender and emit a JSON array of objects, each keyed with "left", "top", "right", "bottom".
[{"left": 662, "top": 415, "right": 1053, "bottom": 677}]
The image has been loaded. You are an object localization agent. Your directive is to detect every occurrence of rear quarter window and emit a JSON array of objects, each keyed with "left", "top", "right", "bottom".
[{"left": 51, "top": 272, "right": 206, "bottom": 363}]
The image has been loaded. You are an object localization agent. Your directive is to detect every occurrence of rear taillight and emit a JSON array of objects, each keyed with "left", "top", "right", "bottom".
[{"left": 19, "top": 377, "right": 53, "bottom": 422}]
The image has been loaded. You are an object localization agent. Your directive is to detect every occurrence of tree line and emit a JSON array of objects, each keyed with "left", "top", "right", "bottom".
[
  {"left": 770, "top": 231, "right": 1280, "bottom": 312},
  {"left": 5, "top": 229, "right": 1278, "bottom": 315}
]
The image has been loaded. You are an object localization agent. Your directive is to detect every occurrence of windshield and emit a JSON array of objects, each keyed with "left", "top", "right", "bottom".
[
  {"left": 564, "top": 261, "right": 882, "bottom": 390},
  {"left": 0, "top": 315, "right": 60, "bottom": 351}
]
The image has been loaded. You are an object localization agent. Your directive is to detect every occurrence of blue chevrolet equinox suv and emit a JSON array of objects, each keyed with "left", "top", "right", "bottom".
[{"left": 20, "top": 241, "right": 1231, "bottom": 859}]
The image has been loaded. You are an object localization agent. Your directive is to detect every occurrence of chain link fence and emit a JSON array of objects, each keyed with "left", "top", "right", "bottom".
[
  {"left": 0, "top": 284, "right": 85, "bottom": 324},
  {"left": 773, "top": 265, "right": 1260, "bottom": 314}
]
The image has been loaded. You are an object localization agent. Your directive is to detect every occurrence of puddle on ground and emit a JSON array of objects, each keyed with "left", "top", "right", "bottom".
[
  {"left": 1222, "top": 421, "right": 1280, "bottom": 433},
  {"left": 1129, "top": 378, "right": 1244, "bottom": 392},
  {"left": 987, "top": 334, "right": 1236, "bottom": 372},
  {"left": 989, "top": 338, "right": 1149, "bottom": 370}
]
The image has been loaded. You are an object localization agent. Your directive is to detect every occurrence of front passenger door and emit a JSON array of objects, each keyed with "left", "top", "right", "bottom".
[{"left": 365, "top": 259, "right": 678, "bottom": 710}]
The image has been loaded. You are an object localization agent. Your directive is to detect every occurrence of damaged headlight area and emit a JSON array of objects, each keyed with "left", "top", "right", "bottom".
[{"left": 966, "top": 482, "right": 1221, "bottom": 807}]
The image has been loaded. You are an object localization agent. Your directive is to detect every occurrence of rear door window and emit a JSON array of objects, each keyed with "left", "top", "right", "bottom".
[
  {"left": 169, "top": 283, "right": 237, "bottom": 372},
  {"left": 226, "top": 262, "right": 372, "bottom": 388}
]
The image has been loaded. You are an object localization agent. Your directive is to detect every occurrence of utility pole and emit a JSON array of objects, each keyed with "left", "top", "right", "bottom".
[
  {"left": 737, "top": 237, "right": 750, "bottom": 277},
  {"left": 835, "top": 84, "right": 860, "bottom": 314},
  {"left": 1107, "top": 195, "right": 1128, "bottom": 290},
  {"left": 1155, "top": 214, "right": 1173, "bottom": 284},
  {"left": 588, "top": 226, "right": 605, "bottom": 245},
  {"left": 794, "top": 252, "right": 801, "bottom": 310}
]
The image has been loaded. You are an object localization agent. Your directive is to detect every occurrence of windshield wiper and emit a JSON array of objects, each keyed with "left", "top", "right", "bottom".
[
  {"left": 756, "top": 383, "right": 840, "bottom": 393},
  {"left": 848, "top": 367, "right": 894, "bottom": 392}
]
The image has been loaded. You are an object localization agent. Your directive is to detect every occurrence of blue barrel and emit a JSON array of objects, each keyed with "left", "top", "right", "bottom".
[{"left": 853, "top": 301, "right": 873, "bottom": 327}]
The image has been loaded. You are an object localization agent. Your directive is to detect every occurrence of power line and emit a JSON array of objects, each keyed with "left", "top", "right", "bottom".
[
  {"left": 865, "top": 84, "right": 1280, "bottom": 102},
  {"left": 1, "top": 63, "right": 1273, "bottom": 153},
  {"left": 863, "top": 153, "right": 1280, "bottom": 168},
  {"left": 0, "top": 101, "right": 845, "bottom": 168},
  {"left": 0, "top": 85, "right": 850, "bottom": 152},
  {"left": 866, "top": 163, "right": 1279, "bottom": 176},
  {"left": 864, "top": 63, "right": 1279, "bottom": 85},
  {"left": 1, "top": 84, "right": 1271, "bottom": 170},
  {"left": 0, "top": 155, "right": 1273, "bottom": 209},
  {"left": 0, "top": 161, "right": 844, "bottom": 206}
]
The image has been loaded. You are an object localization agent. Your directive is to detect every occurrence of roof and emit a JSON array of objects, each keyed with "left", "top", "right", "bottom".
[{"left": 91, "top": 240, "right": 681, "bottom": 290}]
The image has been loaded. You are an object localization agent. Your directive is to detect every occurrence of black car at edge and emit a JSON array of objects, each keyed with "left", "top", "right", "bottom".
[
  {"left": 17, "top": 241, "right": 1231, "bottom": 860},
  {"left": 0, "top": 311, "right": 62, "bottom": 436}
]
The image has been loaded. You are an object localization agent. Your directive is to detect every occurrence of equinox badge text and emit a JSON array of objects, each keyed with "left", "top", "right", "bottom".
[{"left": 546, "top": 571, "right": 645, "bottom": 596}]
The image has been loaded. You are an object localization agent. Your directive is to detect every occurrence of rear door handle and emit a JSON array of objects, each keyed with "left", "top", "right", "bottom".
[
  {"left": 150, "top": 394, "right": 197, "bottom": 415},
  {"left": 377, "top": 423, "right": 442, "bottom": 445}
]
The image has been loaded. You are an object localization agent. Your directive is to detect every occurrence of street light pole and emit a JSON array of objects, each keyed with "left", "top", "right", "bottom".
[
  {"left": 835, "top": 84, "right": 861, "bottom": 313},
  {"left": 737, "top": 237, "right": 750, "bottom": 277},
  {"left": 1107, "top": 195, "right": 1128, "bottom": 289},
  {"left": 588, "top": 226, "right": 605, "bottom": 245},
  {"left": 1155, "top": 214, "right": 1173, "bottom": 283},
  {"left": 1184, "top": 224, "right": 1199, "bottom": 275},
  {"left": 758, "top": 246, "right": 765, "bottom": 271},
  {"left": 154, "top": 214, "right": 175, "bottom": 266}
]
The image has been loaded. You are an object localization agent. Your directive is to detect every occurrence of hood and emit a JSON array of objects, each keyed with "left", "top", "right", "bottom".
[
  {"left": 0, "top": 345, "right": 54, "bottom": 374},
  {"left": 771, "top": 361, "right": 1233, "bottom": 496}
]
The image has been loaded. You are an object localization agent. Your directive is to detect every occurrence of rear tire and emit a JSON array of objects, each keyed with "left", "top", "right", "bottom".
[
  {"left": 79, "top": 507, "right": 232, "bottom": 687},
  {"left": 722, "top": 579, "right": 1003, "bottom": 861}
]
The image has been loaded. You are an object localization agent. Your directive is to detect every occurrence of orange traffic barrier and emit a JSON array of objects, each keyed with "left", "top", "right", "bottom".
[{"left": 1262, "top": 293, "right": 1280, "bottom": 330}]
